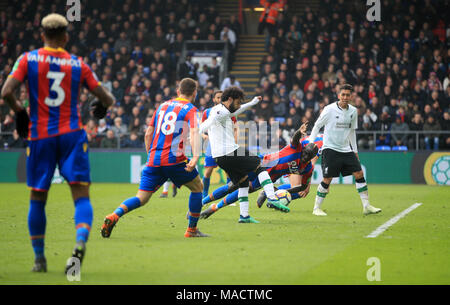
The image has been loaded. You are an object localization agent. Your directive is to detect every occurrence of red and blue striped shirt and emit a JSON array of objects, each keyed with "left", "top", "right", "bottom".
[
  {"left": 262, "top": 134, "right": 324, "bottom": 183},
  {"left": 147, "top": 98, "right": 199, "bottom": 167},
  {"left": 9, "top": 47, "right": 100, "bottom": 140}
]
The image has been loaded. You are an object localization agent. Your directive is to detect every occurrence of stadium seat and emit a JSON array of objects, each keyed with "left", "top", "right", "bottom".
[
  {"left": 375, "top": 145, "right": 391, "bottom": 151},
  {"left": 392, "top": 146, "right": 408, "bottom": 151}
]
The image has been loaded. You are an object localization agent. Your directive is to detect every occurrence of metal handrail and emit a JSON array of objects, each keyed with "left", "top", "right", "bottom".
[{"left": 1, "top": 130, "right": 449, "bottom": 151}]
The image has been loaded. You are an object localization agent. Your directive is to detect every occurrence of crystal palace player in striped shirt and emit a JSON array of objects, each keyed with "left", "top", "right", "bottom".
[
  {"left": 1, "top": 14, "right": 115, "bottom": 274},
  {"left": 102, "top": 78, "right": 209, "bottom": 238},
  {"left": 200, "top": 128, "right": 324, "bottom": 219}
]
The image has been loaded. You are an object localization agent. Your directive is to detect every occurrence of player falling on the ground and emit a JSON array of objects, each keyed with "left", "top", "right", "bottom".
[
  {"left": 307, "top": 84, "right": 381, "bottom": 216},
  {"left": 101, "top": 78, "right": 209, "bottom": 238},
  {"left": 0, "top": 14, "right": 115, "bottom": 273},
  {"left": 200, "top": 129, "right": 323, "bottom": 220},
  {"left": 199, "top": 86, "right": 290, "bottom": 223}
]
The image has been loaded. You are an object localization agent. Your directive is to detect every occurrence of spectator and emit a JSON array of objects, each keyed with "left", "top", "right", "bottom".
[
  {"left": 100, "top": 130, "right": 118, "bottom": 149},
  {"left": 220, "top": 75, "right": 241, "bottom": 91},
  {"left": 111, "top": 117, "right": 127, "bottom": 139},
  {"left": 440, "top": 111, "right": 450, "bottom": 149},
  {"left": 408, "top": 113, "right": 425, "bottom": 150},
  {"left": 97, "top": 119, "right": 108, "bottom": 136},
  {"left": 423, "top": 115, "right": 441, "bottom": 150},
  {"left": 7, "top": 129, "right": 26, "bottom": 148},
  {"left": 121, "top": 132, "right": 143, "bottom": 148},
  {"left": 390, "top": 116, "right": 410, "bottom": 147}
]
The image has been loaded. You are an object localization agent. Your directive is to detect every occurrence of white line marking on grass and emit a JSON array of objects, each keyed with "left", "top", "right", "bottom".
[{"left": 366, "top": 203, "right": 422, "bottom": 238}]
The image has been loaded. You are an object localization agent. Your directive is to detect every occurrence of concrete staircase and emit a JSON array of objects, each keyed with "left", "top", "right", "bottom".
[{"left": 229, "top": 35, "right": 266, "bottom": 95}]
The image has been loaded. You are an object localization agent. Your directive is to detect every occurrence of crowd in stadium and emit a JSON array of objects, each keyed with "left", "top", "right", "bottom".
[{"left": 0, "top": 0, "right": 448, "bottom": 151}]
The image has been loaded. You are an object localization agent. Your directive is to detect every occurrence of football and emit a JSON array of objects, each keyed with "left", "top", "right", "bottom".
[{"left": 275, "top": 189, "right": 292, "bottom": 206}]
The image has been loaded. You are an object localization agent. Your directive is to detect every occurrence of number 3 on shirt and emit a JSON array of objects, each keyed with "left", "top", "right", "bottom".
[
  {"left": 45, "top": 71, "right": 66, "bottom": 107},
  {"left": 156, "top": 111, "right": 178, "bottom": 135}
]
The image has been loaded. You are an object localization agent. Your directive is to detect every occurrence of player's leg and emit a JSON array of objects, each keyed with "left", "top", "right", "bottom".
[
  {"left": 65, "top": 184, "right": 92, "bottom": 274},
  {"left": 353, "top": 170, "right": 381, "bottom": 215},
  {"left": 313, "top": 178, "right": 332, "bottom": 216},
  {"left": 254, "top": 166, "right": 290, "bottom": 213},
  {"left": 29, "top": 190, "right": 48, "bottom": 272},
  {"left": 102, "top": 165, "right": 163, "bottom": 238},
  {"left": 312, "top": 149, "right": 337, "bottom": 216},
  {"left": 56, "top": 130, "right": 95, "bottom": 273},
  {"left": 202, "top": 164, "right": 215, "bottom": 198},
  {"left": 160, "top": 181, "right": 170, "bottom": 198},
  {"left": 26, "top": 137, "right": 57, "bottom": 272},
  {"left": 183, "top": 175, "right": 209, "bottom": 237},
  {"left": 202, "top": 180, "right": 238, "bottom": 205},
  {"left": 201, "top": 178, "right": 258, "bottom": 219},
  {"left": 237, "top": 178, "right": 259, "bottom": 223}
]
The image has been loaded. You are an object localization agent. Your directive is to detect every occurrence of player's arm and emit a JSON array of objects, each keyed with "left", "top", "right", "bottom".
[
  {"left": 308, "top": 107, "right": 329, "bottom": 143},
  {"left": 81, "top": 60, "right": 115, "bottom": 118},
  {"left": 1, "top": 77, "right": 29, "bottom": 138},
  {"left": 90, "top": 86, "right": 115, "bottom": 119},
  {"left": 290, "top": 122, "right": 308, "bottom": 147},
  {"left": 1, "top": 53, "right": 30, "bottom": 138},
  {"left": 230, "top": 96, "right": 262, "bottom": 117},
  {"left": 144, "top": 125, "right": 154, "bottom": 154},
  {"left": 187, "top": 110, "right": 201, "bottom": 172},
  {"left": 350, "top": 109, "right": 358, "bottom": 159}
]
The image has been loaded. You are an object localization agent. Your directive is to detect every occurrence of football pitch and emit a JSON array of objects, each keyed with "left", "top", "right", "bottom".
[{"left": 0, "top": 183, "right": 449, "bottom": 285}]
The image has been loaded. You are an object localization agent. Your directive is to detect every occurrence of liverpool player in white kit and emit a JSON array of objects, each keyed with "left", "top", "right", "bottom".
[
  {"left": 307, "top": 84, "right": 381, "bottom": 216},
  {"left": 200, "top": 86, "right": 289, "bottom": 223}
]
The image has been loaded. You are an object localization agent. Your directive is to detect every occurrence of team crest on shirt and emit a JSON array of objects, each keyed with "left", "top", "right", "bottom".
[{"left": 83, "top": 143, "right": 88, "bottom": 153}]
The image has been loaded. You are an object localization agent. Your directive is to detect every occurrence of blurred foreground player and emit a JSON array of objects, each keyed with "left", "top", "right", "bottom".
[
  {"left": 101, "top": 78, "right": 209, "bottom": 238},
  {"left": 0, "top": 14, "right": 115, "bottom": 273}
]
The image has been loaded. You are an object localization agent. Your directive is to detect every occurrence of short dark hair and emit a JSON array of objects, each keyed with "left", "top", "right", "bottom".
[
  {"left": 179, "top": 78, "right": 198, "bottom": 97},
  {"left": 221, "top": 86, "right": 245, "bottom": 102},
  {"left": 213, "top": 90, "right": 223, "bottom": 98},
  {"left": 340, "top": 84, "right": 354, "bottom": 92}
]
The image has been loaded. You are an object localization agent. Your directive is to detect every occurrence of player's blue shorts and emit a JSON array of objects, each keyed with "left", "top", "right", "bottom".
[
  {"left": 204, "top": 155, "right": 217, "bottom": 167},
  {"left": 204, "top": 144, "right": 217, "bottom": 167},
  {"left": 139, "top": 162, "right": 199, "bottom": 193},
  {"left": 27, "top": 129, "right": 90, "bottom": 191}
]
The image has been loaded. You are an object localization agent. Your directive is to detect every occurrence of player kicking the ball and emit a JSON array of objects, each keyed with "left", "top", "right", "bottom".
[
  {"left": 199, "top": 86, "right": 289, "bottom": 223},
  {"left": 101, "top": 78, "right": 209, "bottom": 238},
  {"left": 307, "top": 84, "right": 381, "bottom": 216},
  {"left": 1, "top": 14, "right": 115, "bottom": 273}
]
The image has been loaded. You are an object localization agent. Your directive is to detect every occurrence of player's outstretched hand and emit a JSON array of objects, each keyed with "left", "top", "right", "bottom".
[
  {"left": 185, "top": 160, "right": 197, "bottom": 172},
  {"left": 91, "top": 100, "right": 108, "bottom": 119},
  {"left": 250, "top": 96, "right": 262, "bottom": 105},
  {"left": 16, "top": 109, "right": 30, "bottom": 138}
]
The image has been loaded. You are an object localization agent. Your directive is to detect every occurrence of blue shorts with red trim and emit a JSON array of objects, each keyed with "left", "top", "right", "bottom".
[
  {"left": 27, "top": 130, "right": 90, "bottom": 191},
  {"left": 139, "top": 162, "right": 199, "bottom": 193}
]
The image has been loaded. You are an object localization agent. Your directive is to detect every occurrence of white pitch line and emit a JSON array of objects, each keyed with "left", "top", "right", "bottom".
[{"left": 366, "top": 203, "right": 422, "bottom": 238}]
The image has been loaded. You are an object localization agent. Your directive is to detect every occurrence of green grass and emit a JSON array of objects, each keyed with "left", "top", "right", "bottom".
[{"left": 0, "top": 183, "right": 449, "bottom": 285}]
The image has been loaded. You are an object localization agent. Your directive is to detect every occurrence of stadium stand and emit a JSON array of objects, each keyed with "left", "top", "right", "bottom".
[{"left": 0, "top": 0, "right": 448, "bottom": 150}]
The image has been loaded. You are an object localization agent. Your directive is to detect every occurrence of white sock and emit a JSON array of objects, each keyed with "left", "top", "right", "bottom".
[
  {"left": 163, "top": 181, "right": 170, "bottom": 192},
  {"left": 238, "top": 187, "right": 249, "bottom": 217},
  {"left": 258, "top": 171, "right": 276, "bottom": 200},
  {"left": 314, "top": 184, "right": 329, "bottom": 210},
  {"left": 356, "top": 182, "right": 370, "bottom": 208}
]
